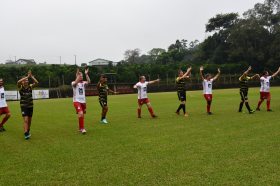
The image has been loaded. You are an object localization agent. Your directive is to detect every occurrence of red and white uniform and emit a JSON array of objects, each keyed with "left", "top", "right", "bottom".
[
  {"left": 260, "top": 76, "right": 272, "bottom": 99},
  {"left": 202, "top": 79, "right": 213, "bottom": 94},
  {"left": 136, "top": 82, "right": 149, "bottom": 99},
  {"left": 72, "top": 81, "right": 87, "bottom": 113},
  {"left": 135, "top": 81, "right": 150, "bottom": 105},
  {"left": 72, "top": 81, "right": 87, "bottom": 103},
  {"left": 260, "top": 76, "right": 272, "bottom": 92},
  {"left": 0, "top": 87, "right": 9, "bottom": 115}
]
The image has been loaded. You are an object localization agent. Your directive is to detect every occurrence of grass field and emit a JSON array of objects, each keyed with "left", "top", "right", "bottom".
[{"left": 1, "top": 87, "right": 280, "bottom": 185}]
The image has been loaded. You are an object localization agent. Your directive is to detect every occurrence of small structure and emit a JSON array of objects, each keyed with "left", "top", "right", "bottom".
[
  {"left": 16, "top": 59, "right": 36, "bottom": 65},
  {"left": 88, "top": 58, "right": 118, "bottom": 67}
]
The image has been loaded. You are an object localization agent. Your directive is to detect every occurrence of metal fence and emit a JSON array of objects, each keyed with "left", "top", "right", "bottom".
[{"left": 48, "top": 75, "right": 280, "bottom": 99}]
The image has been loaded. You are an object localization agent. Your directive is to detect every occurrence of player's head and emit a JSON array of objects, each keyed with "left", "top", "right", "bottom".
[
  {"left": 22, "top": 76, "right": 29, "bottom": 86},
  {"left": 262, "top": 71, "right": 269, "bottom": 77},
  {"left": 178, "top": 70, "right": 184, "bottom": 77},
  {"left": 100, "top": 74, "right": 107, "bottom": 83},
  {"left": 205, "top": 73, "right": 212, "bottom": 80},
  {"left": 77, "top": 72, "right": 83, "bottom": 82},
  {"left": 0, "top": 78, "right": 3, "bottom": 87},
  {"left": 139, "top": 76, "right": 146, "bottom": 82}
]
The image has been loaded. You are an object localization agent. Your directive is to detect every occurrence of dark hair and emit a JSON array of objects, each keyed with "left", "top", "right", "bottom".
[
  {"left": 262, "top": 71, "right": 268, "bottom": 76},
  {"left": 100, "top": 74, "right": 107, "bottom": 78}
]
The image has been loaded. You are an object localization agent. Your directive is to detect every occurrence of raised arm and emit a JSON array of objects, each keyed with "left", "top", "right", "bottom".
[
  {"left": 178, "top": 67, "right": 192, "bottom": 80},
  {"left": 239, "top": 66, "right": 252, "bottom": 80},
  {"left": 271, "top": 67, "right": 280, "bottom": 78},
  {"left": 251, "top": 74, "right": 260, "bottom": 80},
  {"left": 199, "top": 66, "right": 205, "bottom": 80},
  {"left": 148, "top": 79, "right": 160, "bottom": 85},
  {"left": 212, "top": 68, "right": 221, "bottom": 81},
  {"left": 72, "top": 69, "right": 81, "bottom": 87},
  {"left": 30, "top": 72, "right": 39, "bottom": 87},
  {"left": 85, "top": 68, "right": 91, "bottom": 84},
  {"left": 17, "top": 76, "right": 28, "bottom": 88}
]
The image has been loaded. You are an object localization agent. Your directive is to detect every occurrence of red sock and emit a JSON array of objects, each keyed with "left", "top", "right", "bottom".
[
  {"left": 207, "top": 104, "right": 210, "bottom": 112},
  {"left": 0, "top": 116, "right": 9, "bottom": 127},
  {"left": 79, "top": 117, "right": 84, "bottom": 130},
  {"left": 257, "top": 100, "right": 263, "bottom": 109},
  {"left": 267, "top": 101, "right": 271, "bottom": 110},
  {"left": 148, "top": 107, "right": 154, "bottom": 117},
  {"left": 137, "top": 109, "right": 141, "bottom": 117}
]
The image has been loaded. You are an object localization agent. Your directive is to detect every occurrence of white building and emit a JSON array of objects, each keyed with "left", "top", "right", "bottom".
[
  {"left": 15, "top": 59, "right": 36, "bottom": 65},
  {"left": 88, "top": 58, "right": 118, "bottom": 67}
]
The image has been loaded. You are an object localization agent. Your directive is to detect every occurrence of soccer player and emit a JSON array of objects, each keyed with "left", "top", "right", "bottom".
[
  {"left": 200, "top": 66, "right": 221, "bottom": 115},
  {"left": 0, "top": 78, "right": 11, "bottom": 132},
  {"left": 175, "top": 67, "right": 192, "bottom": 117},
  {"left": 238, "top": 66, "right": 259, "bottom": 114},
  {"left": 17, "top": 71, "right": 38, "bottom": 140},
  {"left": 72, "top": 68, "right": 91, "bottom": 134},
  {"left": 97, "top": 74, "right": 117, "bottom": 124},
  {"left": 133, "top": 76, "right": 160, "bottom": 118},
  {"left": 256, "top": 67, "right": 280, "bottom": 111}
]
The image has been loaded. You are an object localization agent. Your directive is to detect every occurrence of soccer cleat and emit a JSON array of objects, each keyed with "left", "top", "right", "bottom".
[
  {"left": 249, "top": 110, "right": 255, "bottom": 114},
  {"left": 175, "top": 111, "right": 180, "bottom": 115},
  {"left": 138, "top": 116, "right": 141, "bottom": 119},
  {"left": 24, "top": 133, "right": 31, "bottom": 140},
  {"left": 0, "top": 127, "right": 6, "bottom": 132},
  {"left": 184, "top": 113, "right": 189, "bottom": 117},
  {"left": 152, "top": 115, "right": 157, "bottom": 118},
  {"left": 267, "top": 109, "right": 273, "bottom": 112},
  {"left": 100, "top": 119, "right": 108, "bottom": 124},
  {"left": 256, "top": 108, "right": 260, "bottom": 111},
  {"left": 207, "top": 112, "right": 213, "bottom": 115},
  {"left": 81, "top": 129, "right": 87, "bottom": 134}
]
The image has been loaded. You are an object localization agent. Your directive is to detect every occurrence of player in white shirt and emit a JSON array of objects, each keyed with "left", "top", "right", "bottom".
[
  {"left": 200, "top": 66, "right": 221, "bottom": 115},
  {"left": 0, "top": 78, "right": 11, "bottom": 132},
  {"left": 133, "top": 76, "right": 160, "bottom": 118},
  {"left": 256, "top": 67, "right": 280, "bottom": 111},
  {"left": 72, "top": 68, "right": 91, "bottom": 134}
]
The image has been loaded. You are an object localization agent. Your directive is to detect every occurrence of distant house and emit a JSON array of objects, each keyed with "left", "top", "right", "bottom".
[
  {"left": 88, "top": 58, "right": 118, "bottom": 67},
  {"left": 15, "top": 59, "right": 36, "bottom": 65},
  {"left": 5, "top": 60, "right": 16, "bottom": 65}
]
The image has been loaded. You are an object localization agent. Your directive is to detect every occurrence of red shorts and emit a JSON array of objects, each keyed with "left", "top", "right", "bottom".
[
  {"left": 138, "top": 98, "right": 150, "bottom": 105},
  {"left": 204, "top": 94, "right": 213, "bottom": 101},
  {"left": 260, "top": 92, "right": 271, "bottom": 100},
  {"left": 0, "top": 107, "right": 10, "bottom": 115},
  {"left": 73, "top": 102, "right": 86, "bottom": 114}
]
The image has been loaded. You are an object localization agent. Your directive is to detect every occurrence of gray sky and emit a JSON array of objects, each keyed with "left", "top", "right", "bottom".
[{"left": 0, "top": 0, "right": 262, "bottom": 65}]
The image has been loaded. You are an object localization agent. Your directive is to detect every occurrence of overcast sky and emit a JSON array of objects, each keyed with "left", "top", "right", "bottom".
[{"left": 0, "top": 0, "right": 262, "bottom": 65}]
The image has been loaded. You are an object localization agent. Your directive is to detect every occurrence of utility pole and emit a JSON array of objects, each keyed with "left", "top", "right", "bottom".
[
  {"left": 74, "top": 55, "right": 77, "bottom": 65},
  {"left": 59, "top": 56, "right": 62, "bottom": 65}
]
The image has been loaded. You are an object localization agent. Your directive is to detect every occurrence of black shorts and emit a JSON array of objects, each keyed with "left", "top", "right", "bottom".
[
  {"left": 99, "top": 100, "right": 108, "bottom": 108},
  {"left": 240, "top": 91, "right": 248, "bottom": 101},
  {"left": 177, "top": 92, "right": 186, "bottom": 102},
  {"left": 21, "top": 107, "right": 33, "bottom": 117}
]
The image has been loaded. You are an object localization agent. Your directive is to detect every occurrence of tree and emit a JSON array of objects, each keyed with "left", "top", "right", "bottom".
[
  {"left": 124, "top": 49, "right": 141, "bottom": 63},
  {"left": 148, "top": 48, "right": 166, "bottom": 61}
]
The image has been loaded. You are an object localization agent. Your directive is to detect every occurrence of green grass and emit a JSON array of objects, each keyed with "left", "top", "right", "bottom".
[{"left": 1, "top": 87, "right": 280, "bottom": 185}]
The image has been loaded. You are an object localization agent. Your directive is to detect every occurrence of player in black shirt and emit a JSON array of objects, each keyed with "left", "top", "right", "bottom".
[
  {"left": 97, "top": 74, "right": 117, "bottom": 124},
  {"left": 238, "top": 66, "right": 259, "bottom": 113},
  {"left": 17, "top": 70, "right": 39, "bottom": 140},
  {"left": 176, "top": 67, "right": 192, "bottom": 117}
]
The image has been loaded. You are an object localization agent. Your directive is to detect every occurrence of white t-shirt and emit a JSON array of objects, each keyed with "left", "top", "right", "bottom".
[
  {"left": 260, "top": 76, "right": 272, "bottom": 92},
  {"left": 202, "top": 79, "right": 214, "bottom": 94},
  {"left": 0, "top": 87, "right": 7, "bottom": 108},
  {"left": 135, "top": 81, "right": 149, "bottom": 99},
  {"left": 72, "top": 81, "right": 87, "bottom": 103}
]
